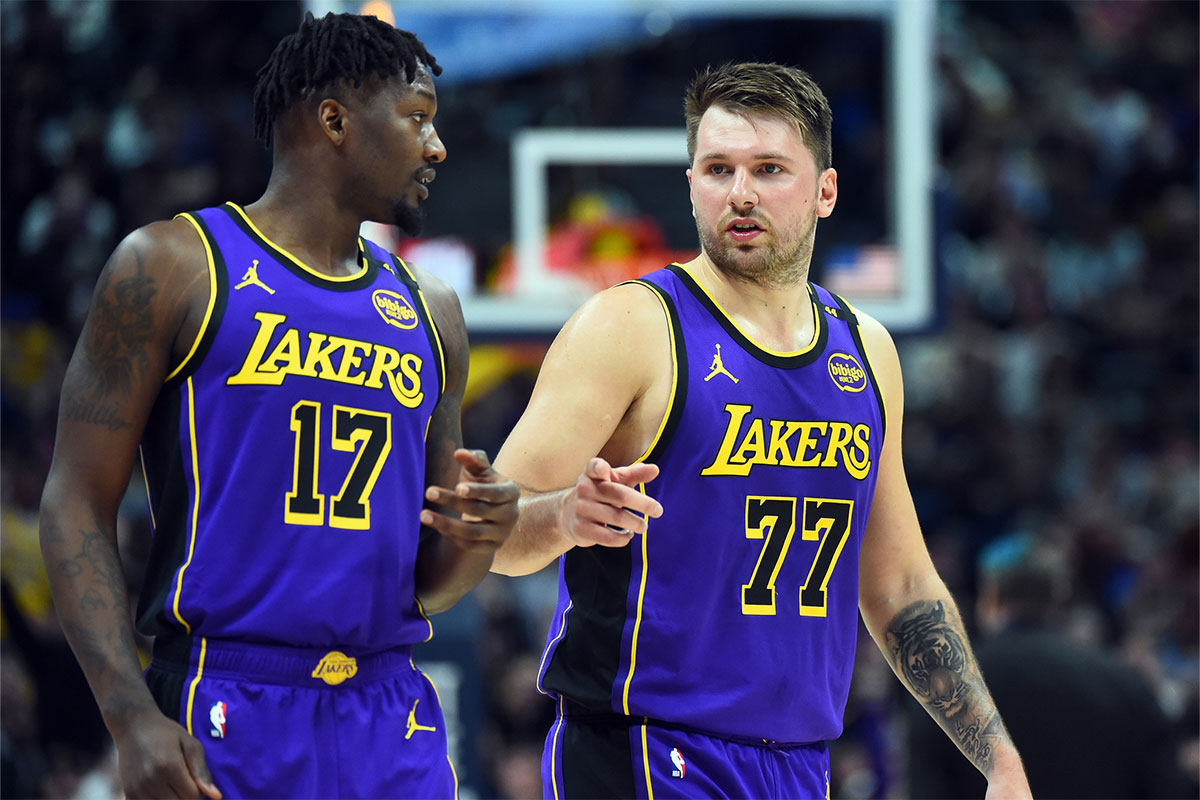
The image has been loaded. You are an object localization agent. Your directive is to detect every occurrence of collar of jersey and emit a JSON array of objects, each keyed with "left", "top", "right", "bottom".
[
  {"left": 225, "top": 202, "right": 371, "bottom": 283},
  {"left": 668, "top": 263, "right": 826, "bottom": 364}
]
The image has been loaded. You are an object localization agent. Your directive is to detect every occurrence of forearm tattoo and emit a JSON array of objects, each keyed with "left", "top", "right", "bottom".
[{"left": 885, "top": 599, "right": 1006, "bottom": 774}]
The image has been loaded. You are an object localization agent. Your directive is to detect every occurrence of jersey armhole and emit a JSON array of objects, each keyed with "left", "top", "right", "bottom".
[
  {"left": 165, "top": 213, "right": 226, "bottom": 385},
  {"left": 391, "top": 255, "right": 448, "bottom": 398},
  {"left": 827, "top": 291, "right": 887, "bottom": 443},
  {"left": 620, "top": 279, "right": 687, "bottom": 465}
]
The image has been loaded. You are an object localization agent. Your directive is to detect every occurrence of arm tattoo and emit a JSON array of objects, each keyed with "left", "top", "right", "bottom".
[
  {"left": 885, "top": 599, "right": 1004, "bottom": 774},
  {"left": 63, "top": 400, "right": 129, "bottom": 431},
  {"left": 86, "top": 248, "right": 156, "bottom": 396}
]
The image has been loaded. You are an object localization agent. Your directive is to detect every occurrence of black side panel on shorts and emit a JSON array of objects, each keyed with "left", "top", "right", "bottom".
[
  {"left": 145, "top": 659, "right": 187, "bottom": 722},
  {"left": 563, "top": 718, "right": 637, "bottom": 799}
]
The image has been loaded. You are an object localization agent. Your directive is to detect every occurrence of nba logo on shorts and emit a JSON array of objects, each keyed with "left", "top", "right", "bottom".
[
  {"left": 670, "top": 747, "right": 686, "bottom": 778},
  {"left": 209, "top": 701, "right": 227, "bottom": 739}
]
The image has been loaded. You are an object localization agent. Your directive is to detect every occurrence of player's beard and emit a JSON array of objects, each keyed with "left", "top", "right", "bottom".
[
  {"left": 392, "top": 199, "right": 426, "bottom": 237},
  {"left": 696, "top": 209, "right": 817, "bottom": 289}
]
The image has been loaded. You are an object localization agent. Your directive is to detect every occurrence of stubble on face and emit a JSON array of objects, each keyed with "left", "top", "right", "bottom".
[
  {"left": 392, "top": 200, "right": 425, "bottom": 237},
  {"left": 696, "top": 207, "right": 818, "bottom": 289}
]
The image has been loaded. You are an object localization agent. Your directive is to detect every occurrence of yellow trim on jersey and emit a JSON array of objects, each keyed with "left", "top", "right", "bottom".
[
  {"left": 537, "top": 600, "right": 573, "bottom": 694},
  {"left": 621, "top": 484, "right": 651, "bottom": 715},
  {"left": 394, "top": 257, "right": 448, "bottom": 396},
  {"left": 185, "top": 636, "right": 207, "bottom": 735},
  {"left": 418, "top": 665, "right": 460, "bottom": 799},
  {"left": 226, "top": 202, "right": 368, "bottom": 282},
  {"left": 167, "top": 213, "right": 219, "bottom": 382},
  {"left": 550, "top": 696, "right": 566, "bottom": 800},
  {"left": 138, "top": 446, "right": 157, "bottom": 531},
  {"left": 640, "top": 723, "right": 654, "bottom": 799},
  {"left": 414, "top": 594, "right": 434, "bottom": 643},
  {"left": 632, "top": 282, "right": 679, "bottom": 464},
  {"left": 676, "top": 262, "right": 823, "bottom": 357},
  {"left": 172, "top": 378, "right": 203, "bottom": 633},
  {"left": 846, "top": 299, "right": 889, "bottom": 435}
]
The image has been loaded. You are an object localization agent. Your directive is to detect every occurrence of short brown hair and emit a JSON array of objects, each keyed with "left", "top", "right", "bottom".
[{"left": 684, "top": 62, "right": 832, "bottom": 170}]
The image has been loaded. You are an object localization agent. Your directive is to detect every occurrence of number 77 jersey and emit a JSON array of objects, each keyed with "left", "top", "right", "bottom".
[
  {"left": 538, "top": 264, "right": 886, "bottom": 744},
  {"left": 135, "top": 203, "right": 443, "bottom": 650}
]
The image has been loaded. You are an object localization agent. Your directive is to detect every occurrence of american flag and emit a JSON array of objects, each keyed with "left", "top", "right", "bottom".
[{"left": 821, "top": 244, "right": 900, "bottom": 297}]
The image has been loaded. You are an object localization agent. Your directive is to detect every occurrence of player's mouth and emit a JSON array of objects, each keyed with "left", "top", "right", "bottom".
[
  {"left": 414, "top": 168, "right": 436, "bottom": 200},
  {"left": 726, "top": 218, "right": 764, "bottom": 242}
]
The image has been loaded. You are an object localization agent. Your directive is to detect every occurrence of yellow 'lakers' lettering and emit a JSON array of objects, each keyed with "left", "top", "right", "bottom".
[
  {"left": 228, "top": 312, "right": 424, "bottom": 407},
  {"left": 701, "top": 403, "right": 872, "bottom": 480},
  {"left": 311, "top": 651, "right": 358, "bottom": 685}
]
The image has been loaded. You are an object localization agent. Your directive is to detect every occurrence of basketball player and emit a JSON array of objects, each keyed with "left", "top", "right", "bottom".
[
  {"left": 491, "top": 63, "right": 1033, "bottom": 798},
  {"left": 39, "top": 13, "right": 518, "bottom": 799}
]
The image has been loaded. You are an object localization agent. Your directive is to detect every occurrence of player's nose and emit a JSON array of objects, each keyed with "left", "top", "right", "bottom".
[
  {"left": 425, "top": 127, "right": 446, "bottom": 163},
  {"left": 727, "top": 167, "right": 757, "bottom": 209}
]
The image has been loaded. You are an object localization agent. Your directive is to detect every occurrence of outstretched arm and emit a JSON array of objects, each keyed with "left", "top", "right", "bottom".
[
  {"left": 491, "top": 283, "right": 668, "bottom": 577},
  {"left": 855, "top": 313, "right": 1031, "bottom": 799},
  {"left": 39, "top": 221, "right": 220, "bottom": 799},
  {"left": 411, "top": 269, "right": 519, "bottom": 614}
]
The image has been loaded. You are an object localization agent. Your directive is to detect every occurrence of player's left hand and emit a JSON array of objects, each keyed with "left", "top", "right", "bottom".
[{"left": 421, "top": 449, "right": 519, "bottom": 552}]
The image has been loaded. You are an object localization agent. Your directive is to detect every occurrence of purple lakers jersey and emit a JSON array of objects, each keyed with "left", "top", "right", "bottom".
[
  {"left": 135, "top": 203, "right": 443, "bottom": 649},
  {"left": 539, "top": 264, "right": 885, "bottom": 743}
]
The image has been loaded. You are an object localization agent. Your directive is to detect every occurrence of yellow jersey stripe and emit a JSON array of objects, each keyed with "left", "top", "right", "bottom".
[
  {"left": 167, "top": 213, "right": 219, "bottom": 382},
  {"left": 641, "top": 723, "right": 654, "bottom": 799},
  {"left": 632, "top": 283, "right": 679, "bottom": 464},
  {"left": 184, "top": 636, "right": 207, "bottom": 735},
  {"left": 395, "top": 257, "right": 448, "bottom": 397},
  {"left": 621, "top": 484, "right": 651, "bottom": 715},
  {"left": 172, "top": 377, "right": 202, "bottom": 633}
]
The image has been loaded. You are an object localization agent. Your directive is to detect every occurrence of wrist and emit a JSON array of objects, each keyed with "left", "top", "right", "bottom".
[{"left": 100, "top": 687, "right": 162, "bottom": 738}]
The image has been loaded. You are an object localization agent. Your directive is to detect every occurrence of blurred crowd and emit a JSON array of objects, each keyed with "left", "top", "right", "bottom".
[{"left": 1, "top": 1, "right": 1196, "bottom": 798}]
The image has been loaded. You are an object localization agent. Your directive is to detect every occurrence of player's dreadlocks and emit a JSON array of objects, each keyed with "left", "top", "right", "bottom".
[{"left": 252, "top": 12, "right": 442, "bottom": 147}]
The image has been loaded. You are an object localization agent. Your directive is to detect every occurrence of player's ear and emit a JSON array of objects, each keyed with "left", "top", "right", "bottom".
[
  {"left": 318, "top": 98, "right": 349, "bottom": 146},
  {"left": 686, "top": 168, "right": 697, "bottom": 218},
  {"left": 817, "top": 167, "right": 837, "bottom": 218}
]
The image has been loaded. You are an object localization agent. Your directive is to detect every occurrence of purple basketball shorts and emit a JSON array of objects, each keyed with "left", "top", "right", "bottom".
[
  {"left": 146, "top": 638, "right": 457, "bottom": 799},
  {"left": 541, "top": 709, "right": 829, "bottom": 799}
]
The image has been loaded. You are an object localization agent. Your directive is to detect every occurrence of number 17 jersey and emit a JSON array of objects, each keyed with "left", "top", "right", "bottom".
[
  {"left": 539, "top": 264, "right": 886, "bottom": 744},
  {"left": 135, "top": 203, "right": 444, "bottom": 651}
]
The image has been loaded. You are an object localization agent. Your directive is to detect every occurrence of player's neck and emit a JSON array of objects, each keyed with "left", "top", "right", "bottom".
[
  {"left": 686, "top": 254, "right": 817, "bottom": 352},
  {"left": 243, "top": 168, "right": 366, "bottom": 277}
]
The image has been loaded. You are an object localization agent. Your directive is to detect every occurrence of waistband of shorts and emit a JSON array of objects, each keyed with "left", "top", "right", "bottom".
[
  {"left": 150, "top": 636, "right": 416, "bottom": 687},
  {"left": 559, "top": 698, "right": 825, "bottom": 751}
]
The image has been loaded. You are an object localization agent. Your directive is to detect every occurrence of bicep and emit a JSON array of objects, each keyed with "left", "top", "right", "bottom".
[
  {"left": 856, "top": 313, "right": 942, "bottom": 627},
  {"left": 46, "top": 231, "right": 189, "bottom": 512},
  {"left": 418, "top": 273, "right": 469, "bottom": 490},
  {"left": 495, "top": 286, "right": 662, "bottom": 491}
]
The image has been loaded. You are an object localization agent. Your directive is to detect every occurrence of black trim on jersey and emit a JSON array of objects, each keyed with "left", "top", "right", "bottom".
[
  {"left": 624, "top": 278, "right": 687, "bottom": 466},
  {"left": 164, "top": 212, "right": 229, "bottom": 390},
  {"left": 542, "top": 546, "right": 633, "bottom": 711},
  {"left": 135, "top": 389, "right": 195, "bottom": 638},
  {"left": 665, "top": 264, "right": 828, "bottom": 369},
  {"left": 827, "top": 292, "right": 887, "bottom": 444},
  {"left": 384, "top": 253, "right": 446, "bottom": 397},
  {"left": 219, "top": 203, "right": 379, "bottom": 292},
  {"left": 560, "top": 716, "right": 638, "bottom": 799}
]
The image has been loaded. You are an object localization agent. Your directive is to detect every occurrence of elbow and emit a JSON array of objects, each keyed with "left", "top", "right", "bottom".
[{"left": 489, "top": 553, "right": 523, "bottom": 577}]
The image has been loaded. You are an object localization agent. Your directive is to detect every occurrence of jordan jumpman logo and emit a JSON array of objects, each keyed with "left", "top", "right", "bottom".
[
  {"left": 234, "top": 260, "right": 275, "bottom": 294},
  {"left": 704, "top": 343, "right": 738, "bottom": 384},
  {"left": 405, "top": 699, "right": 438, "bottom": 739}
]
